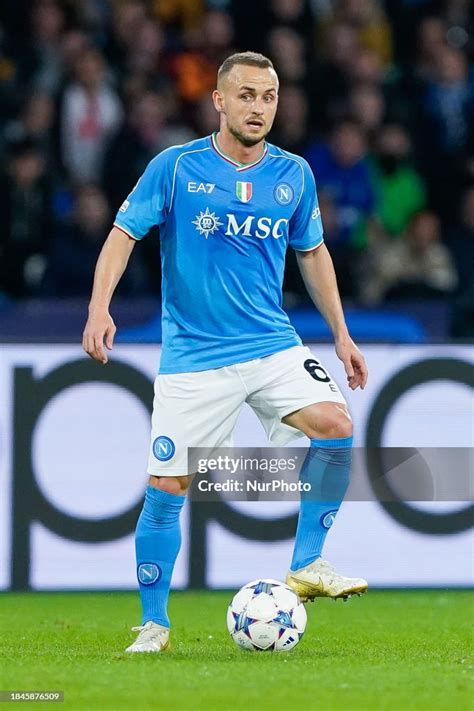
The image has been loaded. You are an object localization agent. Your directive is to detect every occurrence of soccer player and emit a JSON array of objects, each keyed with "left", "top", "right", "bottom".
[{"left": 83, "top": 52, "right": 369, "bottom": 653}]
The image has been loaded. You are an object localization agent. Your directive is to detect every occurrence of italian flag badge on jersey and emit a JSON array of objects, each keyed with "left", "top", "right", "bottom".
[{"left": 236, "top": 181, "right": 253, "bottom": 203}]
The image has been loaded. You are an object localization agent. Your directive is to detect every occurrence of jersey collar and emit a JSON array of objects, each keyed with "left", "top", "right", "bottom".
[{"left": 210, "top": 132, "right": 268, "bottom": 172}]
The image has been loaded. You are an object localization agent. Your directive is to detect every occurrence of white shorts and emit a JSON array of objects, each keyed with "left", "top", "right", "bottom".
[{"left": 147, "top": 345, "right": 347, "bottom": 476}]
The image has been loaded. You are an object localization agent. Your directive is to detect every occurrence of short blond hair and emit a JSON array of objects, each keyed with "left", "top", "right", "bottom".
[{"left": 217, "top": 52, "right": 274, "bottom": 85}]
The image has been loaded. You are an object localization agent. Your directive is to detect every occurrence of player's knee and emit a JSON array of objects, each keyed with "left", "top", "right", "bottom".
[
  {"left": 149, "top": 475, "right": 192, "bottom": 496},
  {"left": 309, "top": 405, "right": 353, "bottom": 440}
]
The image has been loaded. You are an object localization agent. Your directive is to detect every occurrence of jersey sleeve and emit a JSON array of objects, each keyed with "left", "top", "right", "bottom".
[
  {"left": 288, "top": 159, "right": 324, "bottom": 252},
  {"left": 113, "top": 149, "right": 174, "bottom": 240}
]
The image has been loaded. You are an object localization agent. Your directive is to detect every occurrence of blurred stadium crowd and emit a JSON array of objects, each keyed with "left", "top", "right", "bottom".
[{"left": 0, "top": 0, "right": 472, "bottom": 336}]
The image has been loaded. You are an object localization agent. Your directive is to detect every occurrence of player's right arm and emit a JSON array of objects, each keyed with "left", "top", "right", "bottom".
[
  {"left": 83, "top": 227, "right": 136, "bottom": 364},
  {"left": 83, "top": 148, "right": 176, "bottom": 363}
]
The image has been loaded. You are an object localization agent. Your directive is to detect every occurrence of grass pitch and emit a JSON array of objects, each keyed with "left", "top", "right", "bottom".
[{"left": 0, "top": 590, "right": 472, "bottom": 711}]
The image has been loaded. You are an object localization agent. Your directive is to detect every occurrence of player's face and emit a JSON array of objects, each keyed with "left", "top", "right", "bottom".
[{"left": 214, "top": 65, "right": 279, "bottom": 147}]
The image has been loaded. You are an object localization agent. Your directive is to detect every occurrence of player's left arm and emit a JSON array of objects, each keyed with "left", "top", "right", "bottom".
[{"left": 296, "top": 244, "right": 367, "bottom": 390}]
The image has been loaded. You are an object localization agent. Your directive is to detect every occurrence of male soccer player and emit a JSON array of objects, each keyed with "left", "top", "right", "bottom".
[{"left": 83, "top": 52, "right": 369, "bottom": 653}]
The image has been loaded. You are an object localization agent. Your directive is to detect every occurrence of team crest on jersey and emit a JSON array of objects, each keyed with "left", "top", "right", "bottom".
[
  {"left": 274, "top": 183, "right": 294, "bottom": 205},
  {"left": 192, "top": 207, "right": 224, "bottom": 239},
  {"left": 236, "top": 181, "right": 252, "bottom": 203}
]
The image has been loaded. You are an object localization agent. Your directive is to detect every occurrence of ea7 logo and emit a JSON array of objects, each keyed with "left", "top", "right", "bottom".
[
  {"left": 225, "top": 214, "right": 289, "bottom": 240},
  {"left": 188, "top": 182, "right": 216, "bottom": 193}
]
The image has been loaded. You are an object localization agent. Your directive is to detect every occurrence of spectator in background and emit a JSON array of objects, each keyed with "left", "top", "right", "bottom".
[
  {"left": 102, "top": 91, "right": 166, "bottom": 211},
  {"left": 117, "top": 14, "right": 175, "bottom": 111},
  {"left": 345, "top": 44, "right": 407, "bottom": 125},
  {"left": 0, "top": 14, "right": 17, "bottom": 112},
  {"left": 305, "top": 120, "right": 376, "bottom": 252},
  {"left": 152, "top": 0, "right": 205, "bottom": 33},
  {"left": 447, "top": 186, "right": 474, "bottom": 287},
  {"left": 105, "top": 0, "right": 148, "bottom": 78},
  {"left": 346, "top": 46, "right": 385, "bottom": 87},
  {"left": 268, "top": 0, "right": 314, "bottom": 48},
  {"left": 414, "top": 16, "right": 448, "bottom": 81},
  {"left": 317, "top": 190, "right": 359, "bottom": 298},
  {"left": 418, "top": 45, "right": 473, "bottom": 217},
  {"left": 349, "top": 84, "right": 386, "bottom": 137},
  {"left": 27, "top": 0, "right": 68, "bottom": 94},
  {"left": 59, "top": 28, "right": 90, "bottom": 77},
  {"left": 272, "top": 84, "right": 310, "bottom": 154},
  {"left": 3, "top": 92, "right": 55, "bottom": 168},
  {"left": 311, "top": 22, "right": 359, "bottom": 130},
  {"left": 194, "top": 94, "right": 219, "bottom": 136},
  {"left": 43, "top": 184, "right": 148, "bottom": 297},
  {"left": 421, "top": 47, "right": 473, "bottom": 157},
  {"left": 285, "top": 189, "right": 358, "bottom": 301},
  {"left": 126, "top": 16, "right": 166, "bottom": 76},
  {"left": 170, "top": 10, "right": 235, "bottom": 105},
  {"left": 449, "top": 187, "right": 474, "bottom": 337},
  {"left": 347, "top": 0, "right": 393, "bottom": 67},
  {"left": 320, "top": 0, "right": 393, "bottom": 68},
  {"left": 0, "top": 139, "right": 51, "bottom": 297},
  {"left": 60, "top": 47, "right": 122, "bottom": 184},
  {"left": 365, "top": 124, "right": 427, "bottom": 246},
  {"left": 267, "top": 26, "right": 308, "bottom": 86},
  {"left": 362, "top": 211, "right": 458, "bottom": 304},
  {"left": 103, "top": 90, "right": 195, "bottom": 211}
]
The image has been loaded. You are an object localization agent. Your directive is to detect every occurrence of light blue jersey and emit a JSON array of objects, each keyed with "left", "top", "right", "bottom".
[{"left": 114, "top": 133, "right": 324, "bottom": 374}]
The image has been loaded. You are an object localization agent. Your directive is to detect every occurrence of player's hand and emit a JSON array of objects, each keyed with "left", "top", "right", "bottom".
[
  {"left": 82, "top": 310, "right": 116, "bottom": 364},
  {"left": 335, "top": 337, "right": 368, "bottom": 391}
]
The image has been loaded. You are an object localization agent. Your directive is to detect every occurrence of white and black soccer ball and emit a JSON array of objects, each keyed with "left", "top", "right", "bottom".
[{"left": 227, "top": 578, "right": 307, "bottom": 652}]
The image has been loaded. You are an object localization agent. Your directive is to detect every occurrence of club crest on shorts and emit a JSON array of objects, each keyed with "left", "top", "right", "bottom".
[
  {"left": 152, "top": 435, "right": 175, "bottom": 461},
  {"left": 236, "top": 181, "right": 252, "bottom": 203},
  {"left": 137, "top": 563, "right": 161, "bottom": 585}
]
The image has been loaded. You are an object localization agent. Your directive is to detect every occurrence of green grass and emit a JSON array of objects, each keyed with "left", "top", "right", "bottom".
[{"left": 0, "top": 591, "right": 472, "bottom": 711}]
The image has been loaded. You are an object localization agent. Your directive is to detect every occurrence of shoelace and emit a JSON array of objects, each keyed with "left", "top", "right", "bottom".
[
  {"left": 317, "top": 560, "right": 335, "bottom": 572},
  {"left": 305, "top": 560, "right": 337, "bottom": 584},
  {"left": 131, "top": 623, "right": 167, "bottom": 639}
]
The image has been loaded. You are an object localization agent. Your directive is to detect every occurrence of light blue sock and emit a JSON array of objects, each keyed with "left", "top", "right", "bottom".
[
  {"left": 290, "top": 436, "right": 353, "bottom": 571},
  {"left": 135, "top": 485, "right": 185, "bottom": 628}
]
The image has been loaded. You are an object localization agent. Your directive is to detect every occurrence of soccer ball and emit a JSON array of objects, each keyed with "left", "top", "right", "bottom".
[{"left": 227, "top": 578, "right": 307, "bottom": 652}]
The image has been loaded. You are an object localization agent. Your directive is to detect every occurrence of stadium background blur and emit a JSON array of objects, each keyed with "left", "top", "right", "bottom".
[{"left": 0, "top": 0, "right": 472, "bottom": 342}]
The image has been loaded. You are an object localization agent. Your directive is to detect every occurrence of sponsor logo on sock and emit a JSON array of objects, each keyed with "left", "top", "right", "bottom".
[
  {"left": 321, "top": 510, "right": 338, "bottom": 529},
  {"left": 152, "top": 435, "right": 175, "bottom": 461},
  {"left": 137, "top": 563, "right": 161, "bottom": 585}
]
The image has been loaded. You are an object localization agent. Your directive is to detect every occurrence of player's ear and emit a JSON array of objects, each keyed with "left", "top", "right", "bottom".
[{"left": 212, "top": 89, "right": 225, "bottom": 113}]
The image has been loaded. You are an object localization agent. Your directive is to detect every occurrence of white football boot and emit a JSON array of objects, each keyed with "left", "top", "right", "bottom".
[
  {"left": 286, "top": 558, "right": 368, "bottom": 602},
  {"left": 125, "top": 621, "right": 170, "bottom": 653}
]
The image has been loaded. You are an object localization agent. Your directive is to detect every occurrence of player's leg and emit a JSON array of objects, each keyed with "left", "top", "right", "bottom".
[
  {"left": 126, "top": 473, "right": 192, "bottom": 653},
  {"left": 246, "top": 346, "right": 367, "bottom": 600},
  {"left": 282, "top": 401, "right": 367, "bottom": 600},
  {"left": 126, "top": 367, "right": 245, "bottom": 653},
  {"left": 284, "top": 402, "right": 353, "bottom": 572}
]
